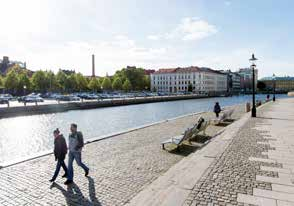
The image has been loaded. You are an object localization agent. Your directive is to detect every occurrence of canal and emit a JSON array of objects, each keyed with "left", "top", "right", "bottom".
[{"left": 0, "top": 94, "right": 290, "bottom": 165}]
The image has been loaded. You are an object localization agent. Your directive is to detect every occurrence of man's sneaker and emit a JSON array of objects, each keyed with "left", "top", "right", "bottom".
[
  {"left": 64, "top": 180, "right": 73, "bottom": 185},
  {"left": 49, "top": 179, "right": 55, "bottom": 183},
  {"left": 85, "top": 169, "right": 89, "bottom": 177},
  {"left": 62, "top": 173, "right": 67, "bottom": 178}
]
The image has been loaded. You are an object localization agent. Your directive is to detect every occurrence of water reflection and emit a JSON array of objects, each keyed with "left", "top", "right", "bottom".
[{"left": 0, "top": 94, "right": 290, "bottom": 164}]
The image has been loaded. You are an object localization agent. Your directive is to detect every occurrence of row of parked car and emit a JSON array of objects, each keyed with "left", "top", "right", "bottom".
[{"left": 0, "top": 91, "right": 196, "bottom": 105}]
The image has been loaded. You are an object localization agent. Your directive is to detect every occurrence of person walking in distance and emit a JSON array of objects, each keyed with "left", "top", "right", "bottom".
[
  {"left": 214, "top": 102, "right": 221, "bottom": 118},
  {"left": 64, "top": 123, "right": 89, "bottom": 185},
  {"left": 49, "top": 128, "right": 68, "bottom": 182}
]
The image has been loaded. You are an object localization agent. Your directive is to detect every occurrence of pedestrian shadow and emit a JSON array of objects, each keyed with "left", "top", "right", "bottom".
[{"left": 51, "top": 177, "right": 101, "bottom": 206}]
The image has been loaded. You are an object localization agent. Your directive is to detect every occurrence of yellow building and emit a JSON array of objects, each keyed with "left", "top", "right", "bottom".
[{"left": 260, "top": 77, "right": 294, "bottom": 92}]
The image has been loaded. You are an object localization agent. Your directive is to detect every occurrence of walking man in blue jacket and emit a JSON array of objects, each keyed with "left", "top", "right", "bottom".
[{"left": 64, "top": 123, "right": 89, "bottom": 185}]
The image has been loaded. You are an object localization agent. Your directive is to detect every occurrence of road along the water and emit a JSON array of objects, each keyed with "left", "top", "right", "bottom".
[
  {"left": 0, "top": 104, "right": 245, "bottom": 206},
  {"left": 0, "top": 94, "right": 289, "bottom": 166}
]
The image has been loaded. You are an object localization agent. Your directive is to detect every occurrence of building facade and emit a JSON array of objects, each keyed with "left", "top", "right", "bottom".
[
  {"left": 150, "top": 66, "right": 227, "bottom": 95},
  {"left": 219, "top": 70, "right": 241, "bottom": 94},
  {"left": 237, "top": 68, "right": 258, "bottom": 92},
  {"left": 259, "top": 76, "right": 294, "bottom": 92}
]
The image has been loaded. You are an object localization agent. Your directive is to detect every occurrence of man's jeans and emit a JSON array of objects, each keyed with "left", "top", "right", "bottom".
[
  {"left": 67, "top": 151, "right": 89, "bottom": 181},
  {"left": 52, "top": 160, "right": 68, "bottom": 181}
]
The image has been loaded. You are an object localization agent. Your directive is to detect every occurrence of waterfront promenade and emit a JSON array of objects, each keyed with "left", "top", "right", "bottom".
[
  {"left": 0, "top": 104, "right": 244, "bottom": 206},
  {"left": 129, "top": 98, "right": 294, "bottom": 206}
]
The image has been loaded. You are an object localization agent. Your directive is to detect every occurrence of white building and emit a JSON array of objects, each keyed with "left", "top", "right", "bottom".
[{"left": 150, "top": 66, "right": 227, "bottom": 94}]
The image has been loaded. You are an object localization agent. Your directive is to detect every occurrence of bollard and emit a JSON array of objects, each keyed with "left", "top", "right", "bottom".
[{"left": 245, "top": 102, "right": 251, "bottom": 112}]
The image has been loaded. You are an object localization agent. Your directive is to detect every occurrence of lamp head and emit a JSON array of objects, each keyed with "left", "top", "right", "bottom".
[{"left": 249, "top": 53, "right": 258, "bottom": 62}]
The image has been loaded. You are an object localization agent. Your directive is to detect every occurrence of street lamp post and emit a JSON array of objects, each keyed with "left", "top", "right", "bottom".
[
  {"left": 249, "top": 54, "right": 258, "bottom": 117},
  {"left": 273, "top": 73, "right": 276, "bottom": 102}
]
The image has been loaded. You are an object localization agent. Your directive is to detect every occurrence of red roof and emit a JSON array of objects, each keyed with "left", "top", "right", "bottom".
[{"left": 153, "top": 66, "right": 225, "bottom": 75}]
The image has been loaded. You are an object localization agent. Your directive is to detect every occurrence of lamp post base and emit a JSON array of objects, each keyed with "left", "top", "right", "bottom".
[{"left": 251, "top": 107, "right": 256, "bottom": 117}]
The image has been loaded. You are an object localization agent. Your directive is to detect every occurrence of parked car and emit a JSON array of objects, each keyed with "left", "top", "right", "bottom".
[
  {"left": 0, "top": 94, "right": 14, "bottom": 101},
  {"left": 0, "top": 95, "right": 9, "bottom": 104},
  {"left": 18, "top": 94, "right": 44, "bottom": 103},
  {"left": 56, "top": 95, "right": 80, "bottom": 102}
]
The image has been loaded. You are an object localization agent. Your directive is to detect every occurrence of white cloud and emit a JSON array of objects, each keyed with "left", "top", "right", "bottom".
[
  {"left": 150, "top": 17, "right": 217, "bottom": 42},
  {"left": 168, "top": 17, "right": 217, "bottom": 41},
  {"left": 147, "top": 35, "right": 160, "bottom": 40}
]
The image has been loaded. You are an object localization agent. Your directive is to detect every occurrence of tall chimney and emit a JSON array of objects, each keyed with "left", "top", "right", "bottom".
[{"left": 92, "top": 54, "right": 95, "bottom": 77}]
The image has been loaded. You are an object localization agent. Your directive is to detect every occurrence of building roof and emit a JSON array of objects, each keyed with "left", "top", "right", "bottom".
[
  {"left": 153, "top": 66, "right": 226, "bottom": 75},
  {"left": 260, "top": 76, "right": 294, "bottom": 81}
]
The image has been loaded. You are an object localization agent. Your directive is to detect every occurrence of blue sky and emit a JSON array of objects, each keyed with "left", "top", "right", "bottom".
[{"left": 1, "top": 0, "right": 294, "bottom": 78}]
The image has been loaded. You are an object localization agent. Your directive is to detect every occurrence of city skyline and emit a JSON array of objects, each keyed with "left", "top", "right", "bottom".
[{"left": 1, "top": 0, "right": 294, "bottom": 78}]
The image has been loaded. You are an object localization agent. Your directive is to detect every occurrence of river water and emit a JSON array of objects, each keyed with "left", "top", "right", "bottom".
[{"left": 0, "top": 94, "right": 290, "bottom": 165}]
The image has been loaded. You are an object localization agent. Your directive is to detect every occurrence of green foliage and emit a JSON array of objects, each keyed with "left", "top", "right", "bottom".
[
  {"left": 17, "top": 73, "right": 31, "bottom": 93},
  {"left": 112, "top": 77, "right": 123, "bottom": 90},
  {"left": 31, "top": 70, "right": 49, "bottom": 92},
  {"left": 4, "top": 70, "right": 18, "bottom": 91},
  {"left": 188, "top": 84, "right": 193, "bottom": 92},
  {"left": 257, "top": 81, "right": 266, "bottom": 91},
  {"left": 123, "top": 79, "right": 132, "bottom": 92},
  {"left": 46, "top": 71, "right": 57, "bottom": 92},
  {"left": 88, "top": 78, "right": 101, "bottom": 92},
  {"left": 143, "top": 75, "right": 150, "bottom": 90},
  {"left": 75, "top": 73, "right": 88, "bottom": 91},
  {"left": 102, "top": 77, "right": 112, "bottom": 90},
  {"left": 0, "top": 75, "right": 3, "bottom": 87},
  {"left": 56, "top": 70, "right": 67, "bottom": 91},
  {"left": 114, "top": 67, "right": 146, "bottom": 90},
  {"left": 65, "top": 74, "right": 77, "bottom": 92}
]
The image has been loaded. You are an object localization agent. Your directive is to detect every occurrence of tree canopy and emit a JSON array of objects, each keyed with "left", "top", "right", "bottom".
[
  {"left": 112, "top": 77, "right": 123, "bottom": 90},
  {"left": 123, "top": 79, "right": 132, "bottom": 92},
  {"left": 102, "top": 77, "right": 112, "bottom": 90}
]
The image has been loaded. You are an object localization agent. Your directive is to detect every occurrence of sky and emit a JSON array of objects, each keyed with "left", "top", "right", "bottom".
[{"left": 1, "top": 0, "right": 294, "bottom": 78}]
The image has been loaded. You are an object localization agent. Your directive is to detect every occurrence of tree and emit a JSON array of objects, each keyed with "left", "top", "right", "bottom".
[
  {"left": 4, "top": 70, "right": 19, "bottom": 93},
  {"left": 88, "top": 78, "right": 101, "bottom": 92},
  {"left": 46, "top": 71, "right": 57, "bottom": 92},
  {"left": 56, "top": 70, "right": 67, "bottom": 92},
  {"left": 257, "top": 81, "right": 266, "bottom": 91},
  {"left": 123, "top": 79, "right": 132, "bottom": 92},
  {"left": 101, "top": 77, "right": 112, "bottom": 90},
  {"left": 75, "top": 73, "right": 88, "bottom": 91},
  {"left": 65, "top": 74, "right": 77, "bottom": 92},
  {"left": 188, "top": 83, "right": 193, "bottom": 92},
  {"left": 0, "top": 75, "right": 3, "bottom": 87},
  {"left": 143, "top": 75, "right": 150, "bottom": 90},
  {"left": 114, "top": 67, "right": 146, "bottom": 90},
  {"left": 112, "top": 77, "right": 123, "bottom": 90},
  {"left": 17, "top": 73, "right": 31, "bottom": 94},
  {"left": 31, "top": 70, "right": 49, "bottom": 92}
]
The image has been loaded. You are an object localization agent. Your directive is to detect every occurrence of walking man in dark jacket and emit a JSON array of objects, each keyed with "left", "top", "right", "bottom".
[
  {"left": 50, "top": 129, "right": 68, "bottom": 182},
  {"left": 214, "top": 102, "right": 221, "bottom": 118},
  {"left": 64, "top": 123, "right": 89, "bottom": 185}
]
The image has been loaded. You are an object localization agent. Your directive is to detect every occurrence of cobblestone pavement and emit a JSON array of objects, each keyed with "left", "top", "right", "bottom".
[
  {"left": 0, "top": 105, "right": 244, "bottom": 206},
  {"left": 184, "top": 99, "right": 294, "bottom": 206}
]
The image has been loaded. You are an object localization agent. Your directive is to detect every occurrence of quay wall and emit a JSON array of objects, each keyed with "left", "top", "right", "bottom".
[{"left": 0, "top": 95, "right": 216, "bottom": 118}]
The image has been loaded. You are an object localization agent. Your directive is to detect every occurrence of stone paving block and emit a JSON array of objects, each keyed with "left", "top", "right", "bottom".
[
  {"left": 237, "top": 193, "right": 277, "bottom": 206},
  {"left": 277, "top": 200, "right": 294, "bottom": 206},
  {"left": 249, "top": 157, "right": 276, "bottom": 164},
  {"left": 272, "top": 184, "right": 294, "bottom": 194},
  {"left": 256, "top": 175, "right": 293, "bottom": 186},
  {"left": 254, "top": 188, "right": 294, "bottom": 202},
  {"left": 260, "top": 166, "right": 291, "bottom": 174}
]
